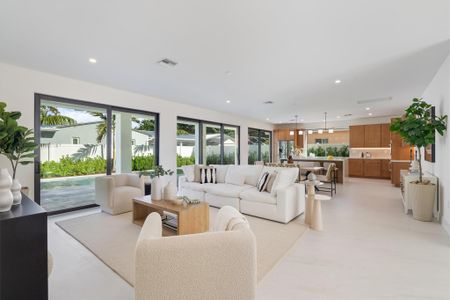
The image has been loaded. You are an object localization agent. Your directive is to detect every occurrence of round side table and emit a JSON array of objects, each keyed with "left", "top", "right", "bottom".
[
  {"left": 311, "top": 194, "right": 331, "bottom": 231},
  {"left": 305, "top": 181, "right": 323, "bottom": 226}
]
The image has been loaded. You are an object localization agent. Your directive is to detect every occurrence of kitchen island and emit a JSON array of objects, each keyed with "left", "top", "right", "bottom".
[{"left": 283, "top": 157, "right": 348, "bottom": 183}]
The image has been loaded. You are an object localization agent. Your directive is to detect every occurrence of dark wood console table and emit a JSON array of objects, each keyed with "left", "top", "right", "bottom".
[{"left": 0, "top": 194, "right": 48, "bottom": 299}]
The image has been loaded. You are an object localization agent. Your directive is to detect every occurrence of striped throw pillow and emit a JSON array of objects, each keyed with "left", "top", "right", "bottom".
[
  {"left": 200, "top": 167, "right": 217, "bottom": 184},
  {"left": 256, "top": 171, "right": 270, "bottom": 192}
]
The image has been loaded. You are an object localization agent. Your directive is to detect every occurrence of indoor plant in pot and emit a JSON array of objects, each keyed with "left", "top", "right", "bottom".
[
  {"left": 390, "top": 98, "right": 447, "bottom": 221},
  {"left": 151, "top": 165, "right": 174, "bottom": 200},
  {"left": 0, "top": 101, "right": 37, "bottom": 205}
]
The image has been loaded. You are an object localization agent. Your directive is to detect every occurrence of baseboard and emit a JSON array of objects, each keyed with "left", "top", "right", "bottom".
[{"left": 442, "top": 217, "right": 450, "bottom": 236}]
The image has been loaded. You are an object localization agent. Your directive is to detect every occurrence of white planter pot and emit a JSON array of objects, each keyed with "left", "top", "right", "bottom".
[
  {"left": 0, "top": 168, "right": 13, "bottom": 212},
  {"left": 151, "top": 176, "right": 167, "bottom": 200},
  {"left": 11, "top": 179, "right": 22, "bottom": 205},
  {"left": 409, "top": 182, "right": 436, "bottom": 222}
]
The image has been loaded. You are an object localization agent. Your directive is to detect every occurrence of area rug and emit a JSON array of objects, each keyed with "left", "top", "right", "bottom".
[{"left": 56, "top": 208, "right": 307, "bottom": 285}]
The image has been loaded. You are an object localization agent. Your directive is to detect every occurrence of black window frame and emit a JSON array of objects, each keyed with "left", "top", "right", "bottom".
[
  {"left": 248, "top": 128, "right": 272, "bottom": 164},
  {"left": 177, "top": 117, "right": 240, "bottom": 165},
  {"left": 34, "top": 93, "right": 160, "bottom": 215}
]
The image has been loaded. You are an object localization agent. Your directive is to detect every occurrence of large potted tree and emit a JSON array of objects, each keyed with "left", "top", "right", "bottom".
[{"left": 390, "top": 98, "right": 447, "bottom": 221}]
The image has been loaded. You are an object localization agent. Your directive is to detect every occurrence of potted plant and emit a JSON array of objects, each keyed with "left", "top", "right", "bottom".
[
  {"left": 390, "top": 98, "right": 447, "bottom": 221},
  {"left": 150, "top": 165, "right": 174, "bottom": 200},
  {"left": 0, "top": 101, "right": 37, "bottom": 205}
]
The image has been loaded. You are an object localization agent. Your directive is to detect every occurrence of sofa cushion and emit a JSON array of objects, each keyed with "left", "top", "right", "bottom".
[
  {"left": 270, "top": 168, "right": 298, "bottom": 196},
  {"left": 225, "top": 169, "right": 246, "bottom": 186},
  {"left": 210, "top": 164, "right": 230, "bottom": 183},
  {"left": 226, "top": 165, "right": 264, "bottom": 187},
  {"left": 194, "top": 164, "right": 206, "bottom": 182},
  {"left": 240, "top": 187, "right": 277, "bottom": 205},
  {"left": 181, "top": 181, "right": 215, "bottom": 192},
  {"left": 204, "top": 183, "right": 253, "bottom": 198},
  {"left": 181, "top": 165, "right": 195, "bottom": 182}
]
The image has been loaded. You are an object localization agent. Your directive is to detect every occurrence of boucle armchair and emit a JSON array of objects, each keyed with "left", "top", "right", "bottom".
[
  {"left": 135, "top": 207, "right": 257, "bottom": 300},
  {"left": 95, "top": 174, "right": 144, "bottom": 215}
]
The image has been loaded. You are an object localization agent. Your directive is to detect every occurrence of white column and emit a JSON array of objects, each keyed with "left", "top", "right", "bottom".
[{"left": 115, "top": 112, "right": 132, "bottom": 173}]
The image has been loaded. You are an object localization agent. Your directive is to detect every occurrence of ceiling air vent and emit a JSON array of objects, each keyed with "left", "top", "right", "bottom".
[
  {"left": 357, "top": 97, "right": 392, "bottom": 105},
  {"left": 157, "top": 58, "right": 178, "bottom": 67},
  {"left": 343, "top": 113, "right": 352, "bottom": 117},
  {"left": 263, "top": 100, "right": 274, "bottom": 104}
]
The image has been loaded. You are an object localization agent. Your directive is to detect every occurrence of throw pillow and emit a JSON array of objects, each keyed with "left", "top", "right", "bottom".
[
  {"left": 256, "top": 172, "right": 270, "bottom": 192},
  {"left": 194, "top": 165, "right": 205, "bottom": 182},
  {"left": 200, "top": 167, "right": 217, "bottom": 184},
  {"left": 181, "top": 165, "right": 195, "bottom": 182},
  {"left": 265, "top": 172, "right": 278, "bottom": 193}
]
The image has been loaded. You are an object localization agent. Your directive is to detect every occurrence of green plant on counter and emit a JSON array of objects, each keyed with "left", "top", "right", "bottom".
[{"left": 390, "top": 98, "right": 447, "bottom": 183}]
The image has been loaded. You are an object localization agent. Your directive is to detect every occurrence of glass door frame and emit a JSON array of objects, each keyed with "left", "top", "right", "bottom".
[
  {"left": 34, "top": 93, "right": 160, "bottom": 215},
  {"left": 177, "top": 116, "right": 240, "bottom": 165}
]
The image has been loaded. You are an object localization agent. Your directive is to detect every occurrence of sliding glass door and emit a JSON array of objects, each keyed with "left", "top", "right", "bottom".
[
  {"left": 35, "top": 94, "right": 158, "bottom": 214},
  {"left": 248, "top": 128, "right": 272, "bottom": 164}
]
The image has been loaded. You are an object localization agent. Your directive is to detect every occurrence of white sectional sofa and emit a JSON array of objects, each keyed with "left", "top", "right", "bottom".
[{"left": 179, "top": 165, "right": 305, "bottom": 223}]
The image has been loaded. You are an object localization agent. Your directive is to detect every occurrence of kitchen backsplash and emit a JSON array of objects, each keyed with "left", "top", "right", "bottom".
[{"left": 350, "top": 148, "right": 391, "bottom": 159}]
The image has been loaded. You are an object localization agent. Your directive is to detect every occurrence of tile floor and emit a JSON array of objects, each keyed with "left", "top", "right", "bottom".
[{"left": 48, "top": 178, "right": 450, "bottom": 300}]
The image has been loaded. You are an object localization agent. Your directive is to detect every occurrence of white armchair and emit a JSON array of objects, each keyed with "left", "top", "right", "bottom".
[
  {"left": 95, "top": 174, "right": 144, "bottom": 215},
  {"left": 135, "top": 207, "right": 257, "bottom": 300}
]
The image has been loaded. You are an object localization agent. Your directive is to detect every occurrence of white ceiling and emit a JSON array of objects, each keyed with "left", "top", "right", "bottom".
[{"left": 0, "top": 0, "right": 449, "bottom": 123}]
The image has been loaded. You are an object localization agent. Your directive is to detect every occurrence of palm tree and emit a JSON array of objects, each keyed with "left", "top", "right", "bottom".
[
  {"left": 40, "top": 105, "right": 76, "bottom": 126},
  {"left": 90, "top": 112, "right": 116, "bottom": 170}
]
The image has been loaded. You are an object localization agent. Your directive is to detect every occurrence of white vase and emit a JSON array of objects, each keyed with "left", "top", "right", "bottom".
[
  {"left": 151, "top": 176, "right": 165, "bottom": 200},
  {"left": 164, "top": 182, "right": 177, "bottom": 201},
  {"left": 11, "top": 179, "right": 22, "bottom": 205},
  {"left": 0, "top": 168, "right": 13, "bottom": 212}
]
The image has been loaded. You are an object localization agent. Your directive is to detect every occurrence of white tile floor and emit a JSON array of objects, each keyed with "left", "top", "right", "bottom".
[{"left": 48, "top": 178, "right": 450, "bottom": 300}]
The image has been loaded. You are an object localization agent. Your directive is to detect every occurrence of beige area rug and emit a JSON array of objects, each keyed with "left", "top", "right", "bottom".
[{"left": 56, "top": 208, "right": 307, "bottom": 285}]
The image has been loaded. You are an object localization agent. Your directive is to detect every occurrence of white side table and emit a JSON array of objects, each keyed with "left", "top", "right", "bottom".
[
  {"left": 311, "top": 194, "right": 331, "bottom": 231},
  {"left": 305, "top": 181, "right": 323, "bottom": 226}
]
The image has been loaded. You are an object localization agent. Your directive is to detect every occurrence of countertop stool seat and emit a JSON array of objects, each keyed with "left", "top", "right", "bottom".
[{"left": 311, "top": 194, "right": 331, "bottom": 231}]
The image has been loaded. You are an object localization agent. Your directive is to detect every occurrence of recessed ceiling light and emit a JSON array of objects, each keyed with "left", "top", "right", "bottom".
[
  {"left": 365, "top": 107, "right": 371, "bottom": 111},
  {"left": 336, "top": 116, "right": 341, "bottom": 119},
  {"left": 266, "top": 118, "right": 270, "bottom": 121},
  {"left": 226, "top": 99, "right": 231, "bottom": 103},
  {"left": 368, "top": 112, "right": 373, "bottom": 116},
  {"left": 89, "top": 58, "right": 97, "bottom": 64},
  {"left": 334, "top": 79, "right": 342, "bottom": 85},
  {"left": 300, "top": 119, "right": 304, "bottom": 122}
]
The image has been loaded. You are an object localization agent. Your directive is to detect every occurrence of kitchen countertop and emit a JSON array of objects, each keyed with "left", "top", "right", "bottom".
[{"left": 290, "top": 157, "right": 349, "bottom": 162}]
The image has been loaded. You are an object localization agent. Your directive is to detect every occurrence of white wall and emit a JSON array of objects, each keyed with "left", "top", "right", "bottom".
[
  {"left": 0, "top": 62, "right": 273, "bottom": 199},
  {"left": 421, "top": 53, "right": 450, "bottom": 235}
]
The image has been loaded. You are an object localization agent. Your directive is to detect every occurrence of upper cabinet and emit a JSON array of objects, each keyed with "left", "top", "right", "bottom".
[
  {"left": 274, "top": 129, "right": 293, "bottom": 141},
  {"left": 349, "top": 125, "right": 365, "bottom": 147},
  {"left": 364, "top": 124, "right": 381, "bottom": 147},
  {"left": 350, "top": 123, "right": 390, "bottom": 148},
  {"left": 381, "top": 124, "right": 390, "bottom": 147}
]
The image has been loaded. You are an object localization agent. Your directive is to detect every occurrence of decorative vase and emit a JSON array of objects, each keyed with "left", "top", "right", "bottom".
[
  {"left": 164, "top": 182, "right": 177, "bottom": 201},
  {"left": 409, "top": 182, "right": 436, "bottom": 222},
  {"left": 151, "top": 176, "right": 165, "bottom": 200},
  {"left": 11, "top": 179, "right": 22, "bottom": 205},
  {"left": 0, "top": 168, "right": 13, "bottom": 212}
]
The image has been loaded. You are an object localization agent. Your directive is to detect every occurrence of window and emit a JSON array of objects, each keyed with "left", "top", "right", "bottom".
[
  {"left": 177, "top": 117, "right": 240, "bottom": 167},
  {"left": 72, "top": 137, "right": 80, "bottom": 144},
  {"left": 248, "top": 128, "right": 272, "bottom": 164}
]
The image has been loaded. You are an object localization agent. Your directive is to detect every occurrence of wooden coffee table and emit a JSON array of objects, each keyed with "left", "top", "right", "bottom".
[{"left": 132, "top": 195, "right": 209, "bottom": 236}]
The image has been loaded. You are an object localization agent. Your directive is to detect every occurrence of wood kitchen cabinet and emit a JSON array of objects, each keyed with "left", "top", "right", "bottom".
[
  {"left": 364, "top": 124, "right": 381, "bottom": 148},
  {"left": 349, "top": 125, "right": 365, "bottom": 148},
  {"left": 275, "top": 129, "right": 293, "bottom": 141},
  {"left": 363, "top": 159, "right": 381, "bottom": 177},
  {"left": 348, "top": 159, "right": 364, "bottom": 177},
  {"left": 295, "top": 131, "right": 304, "bottom": 148},
  {"left": 380, "top": 159, "right": 391, "bottom": 179},
  {"left": 381, "top": 124, "right": 390, "bottom": 147}
]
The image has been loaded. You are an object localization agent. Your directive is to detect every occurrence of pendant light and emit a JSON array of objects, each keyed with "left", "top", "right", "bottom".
[{"left": 320, "top": 112, "right": 333, "bottom": 134}]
